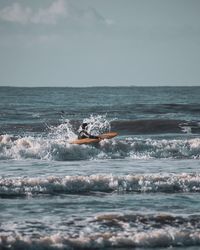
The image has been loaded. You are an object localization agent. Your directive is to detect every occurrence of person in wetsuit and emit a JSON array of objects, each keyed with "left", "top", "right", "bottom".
[{"left": 78, "top": 123, "right": 100, "bottom": 139}]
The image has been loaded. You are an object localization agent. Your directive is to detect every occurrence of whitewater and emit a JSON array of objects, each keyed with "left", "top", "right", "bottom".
[{"left": 0, "top": 86, "right": 200, "bottom": 250}]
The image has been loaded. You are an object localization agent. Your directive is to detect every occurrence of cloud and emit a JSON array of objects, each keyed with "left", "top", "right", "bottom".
[
  {"left": 0, "top": 3, "right": 32, "bottom": 24},
  {"left": 0, "top": 0, "right": 113, "bottom": 27},
  {"left": 31, "top": 0, "right": 67, "bottom": 24},
  {"left": 0, "top": 0, "right": 67, "bottom": 25}
]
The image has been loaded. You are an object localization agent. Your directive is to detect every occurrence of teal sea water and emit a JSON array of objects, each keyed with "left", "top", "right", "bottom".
[{"left": 0, "top": 86, "right": 200, "bottom": 249}]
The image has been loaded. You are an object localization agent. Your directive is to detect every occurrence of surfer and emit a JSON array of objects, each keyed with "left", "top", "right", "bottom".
[{"left": 78, "top": 123, "right": 100, "bottom": 139}]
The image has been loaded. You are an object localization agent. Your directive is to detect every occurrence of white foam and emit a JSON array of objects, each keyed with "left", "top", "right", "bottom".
[
  {"left": 2, "top": 211, "right": 200, "bottom": 248},
  {"left": 181, "top": 126, "right": 192, "bottom": 134},
  {"left": 1, "top": 173, "right": 200, "bottom": 196},
  {"left": 1, "top": 225, "right": 200, "bottom": 249},
  {"left": 1, "top": 121, "right": 200, "bottom": 160}
]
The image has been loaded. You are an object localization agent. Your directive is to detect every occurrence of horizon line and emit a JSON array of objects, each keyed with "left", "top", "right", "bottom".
[{"left": 0, "top": 84, "right": 200, "bottom": 88}]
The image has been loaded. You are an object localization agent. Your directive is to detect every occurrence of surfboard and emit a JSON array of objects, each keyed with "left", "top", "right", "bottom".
[{"left": 70, "top": 132, "right": 118, "bottom": 145}]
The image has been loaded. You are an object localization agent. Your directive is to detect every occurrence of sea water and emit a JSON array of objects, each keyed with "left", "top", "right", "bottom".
[{"left": 0, "top": 86, "right": 200, "bottom": 249}]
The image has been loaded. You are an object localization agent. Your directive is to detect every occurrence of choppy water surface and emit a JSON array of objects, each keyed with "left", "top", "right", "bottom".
[{"left": 0, "top": 86, "right": 200, "bottom": 250}]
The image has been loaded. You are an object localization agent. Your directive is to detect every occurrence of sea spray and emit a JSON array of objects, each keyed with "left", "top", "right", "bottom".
[
  {"left": 48, "top": 119, "right": 77, "bottom": 141},
  {"left": 82, "top": 114, "right": 112, "bottom": 135}
]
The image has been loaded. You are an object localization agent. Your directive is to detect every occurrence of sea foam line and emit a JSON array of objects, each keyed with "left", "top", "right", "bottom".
[
  {"left": 1, "top": 214, "right": 200, "bottom": 249},
  {"left": 1, "top": 173, "right": 200, "bottom": 196},
  {"left": 1, "top": 212, "right": 200, "bottom": 248}
]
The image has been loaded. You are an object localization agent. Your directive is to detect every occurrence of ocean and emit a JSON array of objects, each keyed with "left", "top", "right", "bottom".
[{"left": 0, "top": 86, "right": 200, "bottom": 250}]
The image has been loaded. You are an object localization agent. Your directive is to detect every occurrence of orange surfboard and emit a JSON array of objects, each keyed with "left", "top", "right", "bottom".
[{"left": 70, "top": 132, "right": 118, "bottom": 145}]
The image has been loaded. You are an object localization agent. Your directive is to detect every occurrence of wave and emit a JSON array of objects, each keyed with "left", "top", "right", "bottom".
[
  {"left": 111, "top": 119, "right": 200, "bottom": 135},
  {"left": 1, "top": 173, "right": 200, "bottom": 197},
  {"left": 1, "top": 213, "right": 200, "bottom": 249},
  {"left": 1, "top": 118, "right": 200, "bottom": 161},
  {"left": 1, "top": 133, "right": 200, "bottom": 160},
  {"left": 1, "top": 119, "right": 200, "bottom": 135}
]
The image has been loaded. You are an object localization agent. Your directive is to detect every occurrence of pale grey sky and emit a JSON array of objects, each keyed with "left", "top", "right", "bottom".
[{"left": 0, "top": 0, "right": 200, "bottom": 86}]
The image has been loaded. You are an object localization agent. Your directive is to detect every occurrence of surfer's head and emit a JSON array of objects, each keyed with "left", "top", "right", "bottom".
[{"left": 81, "top": 123, "right": 88, "bottom": 129}]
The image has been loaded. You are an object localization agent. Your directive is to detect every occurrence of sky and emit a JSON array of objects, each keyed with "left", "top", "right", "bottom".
[{"left": 0, "top": 0, "right": 200, "bottom": 87}]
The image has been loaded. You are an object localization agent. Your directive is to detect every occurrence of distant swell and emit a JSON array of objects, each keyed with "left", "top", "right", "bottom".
[
  {"left": 1, "top": 173, "right": 200, "bottom": 197},
  {"left": 112, "top": 119, "right": 200, "bottom": 135}
]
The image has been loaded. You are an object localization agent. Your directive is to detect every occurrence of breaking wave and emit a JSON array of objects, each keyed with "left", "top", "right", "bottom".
[
  {"left": 1, "top": 173, "right": 200, "bottom": 197},
  {"left": 1, "top": 117, "right": 200, "bottom": 161},
  {"left": 2, "top": 213, "right": 200, "bottom": 249},
  {"left": 0, "top": 134, "right": 200, "bottom": 161}
]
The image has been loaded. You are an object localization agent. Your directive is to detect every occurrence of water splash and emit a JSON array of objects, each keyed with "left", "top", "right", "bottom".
[
  {"left": 1, "top": 115, "right": 200, "bottom": 161},
  {"left": 81, "top": 114, "right": 112, "bottom": 135},
  {"left": 1, "top": 133, "right": 200, "bottom": 161},
  {"left": 48, "top": 119, "right": 77, "bottom": 140}
]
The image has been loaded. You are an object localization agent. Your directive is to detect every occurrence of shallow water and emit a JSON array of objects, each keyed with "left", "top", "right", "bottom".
[{"left": 0, "top": 86, "right": 200, "bottom": 249}]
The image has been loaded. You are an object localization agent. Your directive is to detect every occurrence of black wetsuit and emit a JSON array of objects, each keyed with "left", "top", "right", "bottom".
[{"left": 78, "top": 130, "right": 99, "bottom": 139}]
